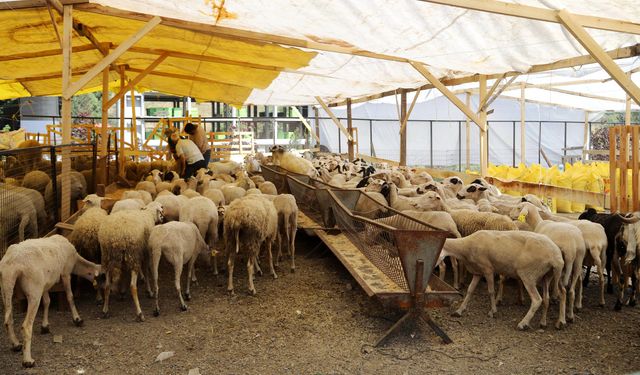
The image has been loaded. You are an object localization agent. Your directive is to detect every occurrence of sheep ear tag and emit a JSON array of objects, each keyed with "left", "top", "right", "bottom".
[
  {"left": 518, "top": 213, "right": 527, "bottom": 223},
  {"left": 92, "top": 279, "right": 97, "bottom": 287}
]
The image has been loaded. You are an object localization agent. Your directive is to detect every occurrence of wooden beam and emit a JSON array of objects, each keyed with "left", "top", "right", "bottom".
[
  {"left": 314, "top": 106, "right": 320, "bottom": 146},
  {"left": 63, "top": 16, "right": 161, "bottom": 99},
  {"left": 609, "top": 127, "right": 618, "bottom": 212},
  {"left": 315, "top": 96, "right": 353, "bottom": 141},
  {"left": 418, "top": 0, "right": 640, "bottom": 35},
  {"left": 479, "top": 75, "right": 488, "bottom": 176},
  {"left": 478, "top": 74, "right": 504, "bottom": 110},
  {"left": 125, "top": 67, "right": 246, "bottom": 89},
  {"left": 105, "top": 53, "right": 167, "bottom": 108},
  {"left": 409, "top": 61, "right": 486, "bottom": 131},
  {"left": 537, "top": 86, "right": 626, "bottom": 103},
  {"left": 400, "top": 87, "right": 421, "bottom": 134},
  {"left": 399, "top": 92, "right": 407, "bottom": 166},
  {"left": 0, "top": 0, "right": 47, "bottom": 10},
  {"left": 465, "top": 91, "right": 471, "bottom": 170},
  {"left": 481, "top": 75, "right": 518, "bottom": 112},
  {"left": 60, "top": 3, "right": 72, "bottom": 221},
  {"left": 582, "top": 111, "right": 590, "bottom": 161},
  {"left": 100, "top": 67, "right": 108, "bottom": 185},
  {"left": 0, "top": 44, "right": 98, "bottom": 62},
  {"left": 626, "top": 73, "right": 632, "bottom": 125},
  {"left": 329, "top": 44, "right": 640, "bottom": 107},
  {"left": 45, "top": 1, "right": 62, "bottom": 48},
  {"left": 130, "top": 85, "right": 138, "bottom": 162},
  {"left": 558, "top": 9, "right": 640, "bottom": 106},
  {"left": 347, "top": 98, "right": 355, "bottom": 161},
  {"left": 633, "top": 126, "right": 639, "bottom": 211},
  {"left": 520, "top": 82, "right": 525, "bottom": 164},
  {"left": 291, "top": 106, "right": 320, "bottom": 144},
  {"left": 118, "top": 66, "right": 125, "bottom": 176}
]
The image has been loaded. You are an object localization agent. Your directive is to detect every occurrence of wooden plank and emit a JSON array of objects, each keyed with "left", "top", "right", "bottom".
[
  {"left": 478, "top": 74, "right": 505, "bottom": 110},
  {"left": 479, "top": 75, "right": 488, "bottom": 176},
  {"left": 621, "top": 126, "right": 629, "bottom": 211},
  {"left": 399, "top": 92, "right": 407, "bottom": 166},
  {"left": 633, "top": 127, "right": 639, "bottom": 211},
  {"left": 399, "top": 87, "right": 421, "bottom": 134},
  {"left": 558, "top": 10, "right": 640, "bottom": 106},
  {"left": 465, "top": 91, "right": 470, "bottom": 170},
  {"left": 105, "top": 54, "right": 167, "bottom": 108},
  {"left": 610, "top": 127, "right": 618, "bottom": 212},
  {"left": 118, "top": 66, "right": 125, "bottom": 176},
  {"left": 315, "top": 96, "right": 353, "bottom": 141},
  {"left": 63, "top": 16, "right": 161, "bottom": 99},
  {"left": 291, "top": 106, "right": 320, "bottom": 144},
  {"left": 314, "top": 106, "right": 320, "bottom": 146},
  {"left": 130, "top": 85, "right": 137, "bottom": 162},
  {"left": 481, "top": 75, "right": 518, "bottom": 112},
  {"left": 418, "top": 0, "right": 640, "bottom": 35},
  {"left": 60, "top": 4, "right": 72, "bottom": 221},
  {"left": 410, "top": 61, "right": 486, "bottom": 132},
  {"left": 347, "top": 98, "right": 354, "bottom": 161},
  {"left": 520, "top": 82, "right": 526, "bottom": 164}
]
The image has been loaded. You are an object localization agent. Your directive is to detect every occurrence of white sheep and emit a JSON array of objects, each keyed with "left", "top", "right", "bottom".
[
  {"left": 111, "top": 198, "right": 145, "bottom": 213},
  {"left": 149, "top": 221, "right": 208, "bottom": 316},
  {"left": 271, "top": 147, "right": 317, "bottom": 177},
  {"left": 155, "top": 181, "right": 172, "bottom": 194},
  {"left": 221, "top": 184, "right": 246, "bottom": 204},
  {"left": 0, "top": 235, "right": 102, "bottom": 367},
  {"left": 224, "top": 195, "right": 278, "bottom": 295},
  {"left": 262, "top": 194, "right": 299, "bottom": 272},
  {"left": 180, "top": 196, "right": 219, "bottom": 275},
  {"left": 144, "top": 169, "right": 164, "bottom": 184},
  {"left": 155, "top": 194, "right": 188, "bottom": 221},
  {"left": 181, "top": 188, "right": 201, "bottom": 199},
  {"left": 209, "top": 160, "right": 242, "bottom": 175},
  {"left": 135, "top": 180, "right": 157, "bottom": 198},
  {"left": 0, "top": 185, "right": 39, "bottom": 252},
  {"left": 122, "top": 190, "right": 153, "bottom": 205},
  {"left": 3, "top": 184, "right": 47, "bottom": 235},
  {"left": 441, "top": 230, "right": 565, "bottom": 330},
  {"left": 258, "top": 181, "right": 278, "bottom": 195},
  {"left": 98, "top": 201, "right": 164, "bottom": 321},
  {"left": 203, "top": 188, "right": 225, "bottom": 207},
  {"left": 511, "top": 202, "right": 585, "bottom": 323},
  {"left": 246, "top": 188, "right": 262, "bottom": 195}
]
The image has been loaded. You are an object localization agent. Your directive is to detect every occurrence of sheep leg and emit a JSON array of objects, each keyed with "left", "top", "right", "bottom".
[
  {"left": 21, "top": 293, "right": 41, "bottom": 368},
  {"left": 486, "top": 273, "right": 497, "bottom": 318},
  {"left": 596, "top": 250, "right": 606, "bottom": 307},
  {"left": 2, "top": 274, "right": 21, "bottom": 351},
  {"left": 152, "top": 250, "right": 161, "bottom": 317},
  {"left": 174, "top": 262, "right": 187, "bottom": 312},
  {"left": 227, "top": 252, "right": 235, "bottom": 295},
  {"left": 130, "top": 270, "right": 145, "bottom": 322},
  {"left": 275, "top": 231, "right": 282, "bottom": 267},
  {"left": 496, "top": 275, "right": 505, "bottom": 306},
  {"left": 438, "top": 263, "right": 446, "bottom": 283},
  {"left": 517, "top": 276, "right": 541, "bottom": 331},
  {"left": 142, "top": 258, "right": 154, "bottom": 299},
  {"left": 540, "top": 274, "right": 551, "bottom": 329},
  {"left": 289, "top": 222, "right": 297, "bottom": 273},
  {"left": 40, "top": 292, "right": 50, "bottom": 334},
  {"left": 185, "top": 257, "right": 196, "bottom": 303},
  {"left": 61, "top": 275, "right": 83, "bottom": 326},
  {"left": 102, "top": 271, "right": 111, "bottom": 318},
  {"left": 247, "top": 256, "right": 257, "bottom": 296},
  {"left": 267, "top": 241, "right": 278, "bottom": 279},
  {"left": 576, "top": 272, "right": 584, "bottom": 311},
  {"left": 452, "top": 274, "right": 480, "bottom": 317},
  {"left": 451, "top": 257, "right": 459, "bottom": 289}
]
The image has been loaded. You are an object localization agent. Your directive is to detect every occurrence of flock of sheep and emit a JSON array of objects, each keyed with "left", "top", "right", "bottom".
[
  {"left": 269, "top": 148, "right": 640, "bottom": 332},
  {"left": 0, "top": 157, "right": 298, "bottom": 368}
]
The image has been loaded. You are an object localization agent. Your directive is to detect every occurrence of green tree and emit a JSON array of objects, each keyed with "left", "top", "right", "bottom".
[{"left": 72, "top": 92, "right": 102, "bottom": 121}]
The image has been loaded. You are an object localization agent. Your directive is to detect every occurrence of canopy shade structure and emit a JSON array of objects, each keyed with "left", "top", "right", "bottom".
[{"left": 1, "top": 0, "right": 640, "bottom": 107}]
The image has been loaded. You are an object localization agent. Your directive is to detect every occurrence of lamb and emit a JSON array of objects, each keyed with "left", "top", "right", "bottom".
[
  {"left": 203, "top": 188, "right": 225, "bottom": 207},
  {"left": 149, "top": 222, "right": 208, "bottom": 316},
  {"left": 511, "top": 202, "right": 586, "bottom": 323},
  {"left": 258, "top": 181, "right": 278, "bottom": 195},
  {"left": 111, "top": 198, "right": 145, "bottom": 213},
  {"left": 441, "top": 230, "right": 565, "bottom": 330},
  {"left": 224, "top": 195, "right": 278, "bottom": 295},
  {"left": 135, "top": 180, "right": 157, "bottom": 198},
  {"left": 98, "top": 201, "right": 164, "bottom": 321},
  {"left": 221, "top": 184, "right": 246, "bottom": 204},
  {"left": 180, "top": 197, "right": 219, "bottom": 275},
  {"left": 122, "top": 190, "right": 153, "bottom": 205},
  {"left": 0, "top": 235, "right": 102, "bottom": 367}
]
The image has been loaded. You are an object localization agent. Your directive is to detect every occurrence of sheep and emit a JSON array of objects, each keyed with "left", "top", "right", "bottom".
[
  {"left": 21, "top": 170, "right": 50, "bottom": 199},
  {"left": 208, "top": 160, "right": 242, "bottom": 175},
  {"left": 155, "top": 194, "right": 188, "bottom": 221},
  {"left": 246, "top": 188, "right": 262, "bottom": 195},
  {"left": 441, "top": 230, "right": 566, "bottom": 330},
  {"left": 621, "top": 222, "right": 640, "bottom": 308},
  {"left": 511, "top": 202, "right": 586, "bottom": 323},
  {"left": 224, "top": 195, "right": 278, "bottom": 295},
  {"left": 0, "top": 235, "right": 102, "bottom": 367},
  {"left": 258, "top": 181, "right": 278, "bottom": 195},
  {"left": 122, "top": 190, "right": 153, "bottom": 205},
  {"left": 271, "top": 146, "right": 317, "bottom": 177},
  {"left": 111, "top": 198, "right": 145, "bottom": 213},
  {"left": 135, "top": 162, "right": 152, "bottom": 182},
  {"left": 164, "top": 170, "right": 180, "bottom": 182},
  {"left": 2, "top": 184, "right": 47, "bottom": 236},
  {"left": 180, "top": 197, "right": 219, "bottom": 275},
  {"left": 45, "top": 170, "right": 87, "bottom": 212},
  {"left": 250, "top": 175, "right": 265, "bottom": 185},
  {"left": 181, "top": 188, "right": 201, "bottom": 199},
  {"left": 409, "top": 171, "right": 433, "bottom": 185},
  {"left": 221, "top": 184, "right": 246, "bottom": 204},
  {"left": 155, "top": 181, "right": 173, "bottom": 194},
  {"left": 0, "top": 186, "right": 39, "bottom": 252},
  {"left": 149, "top": 222, "right": 208, "bottom": 316},
  {"left": 98, "top": 201, "right": 164, "bottom": 321},
  {"left": 447, "top": 209, "right": 517, "bottom": 238},
  {"left": 262, "top": 194, "right": 299, "bottom": 272},
  {"left": 203, "top": 188, "right": 225, "bottom": 207},
  {"left": 135, "top": 180, "right": 157, "bottom": 198},
  {"left": 144, "top": 169, "right": 164, "bottom": 184}
]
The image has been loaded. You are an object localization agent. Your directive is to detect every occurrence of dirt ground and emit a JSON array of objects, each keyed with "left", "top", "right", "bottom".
[{"left": 0, "top": 232, "right": 639, "bottom": 375}]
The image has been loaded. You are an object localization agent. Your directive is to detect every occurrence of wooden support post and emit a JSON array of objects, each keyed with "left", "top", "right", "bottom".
[
  {"left": 130, "top": 86, "right": 138, "bottom": 162},
  {"left": 520, "top": 82, "right": 526, "bottom": 164},
  {"left": 633, "top": 126, "right": 639, "bottom": 212},
  {"left": 100, "top": 67, "right": 109, "bottom": 185},
  {"left": 292, "top": 106, "right": 320, "bottom": 145},
  {"left": 479, "top": 76, "right": 489, "bottom": 176},
  {"left": 399, "top": 91, "right": 407, "bottom": 166},
  {"left": 621, "top": 126, "right": 629, "bottom": 211},
  {"left": 465, "top": 91, "right": 470, "bottom": 170},
  {"left": 582, "top": 111, "right": 589, "bottom": 161},
  {"left": 105, "top": 54, "right": 167, "bottom": 109},
  {"left": 347, "top": 98, "right": 355, "bottom": 161},
  {"left": 118, "top": 67, "right": 126, "bottom": 176},
  {"left": 625, "top": 73, "right": 632, "bottom": 126},
  {"left": 609, "top": 127, "right": 618, "bottom": 212},
  {"left": 557, "top": 10, "right": 640, "bottom": 106},
  {"left": 60, "top": 4, "right": 72, "bottom": 221},
  {"left": 315, "top": 96, "right": 353, "bottom": 141},
  {"left": 314, "top": 106, "right": 320, "bottom": 146}
]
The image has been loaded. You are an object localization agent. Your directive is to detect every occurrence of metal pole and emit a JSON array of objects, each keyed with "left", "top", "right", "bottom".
[
  {"left": 563, "top": 122, "right": 568, "bottom": 157},
  {"left": 538, "top": 122, "right": 542, "bottom": 164},
  {"left": 91, "top": 141, "right": 97, "bottom": 194},
  {"left": 512, "top": 121, "right": 516, "bottom": 167},
  {"left": 458, "top": 121, "right": 462, "bottom": 171},
  {"left": 429, "top": 121, "right": 433, "bottom": 168},
  {"left": 369, "top": 120, "right": 373, "bottom": 157},
  {"left": 338, "top": 127, "right": 342, "bottom": 154},
  {"left": 49, "top": 146, "right": 59, "bottom": 223}
]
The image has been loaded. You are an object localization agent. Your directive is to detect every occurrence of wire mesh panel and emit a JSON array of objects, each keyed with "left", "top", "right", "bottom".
[
  {"left": 260, "top": 164, "right": 289, "bottom": 194},
  {"left": 286, "top": 175, "right": 324, "bottom": 226}
]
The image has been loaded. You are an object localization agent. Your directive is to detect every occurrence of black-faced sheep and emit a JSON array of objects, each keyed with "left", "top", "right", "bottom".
[{"left": 0, "top": 235, "right": 102, "bottom": 368}]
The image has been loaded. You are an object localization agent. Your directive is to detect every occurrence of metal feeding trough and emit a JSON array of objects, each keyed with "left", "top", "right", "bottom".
[{"left": 259, "top": 164, "right": 460, "bottom": 345}]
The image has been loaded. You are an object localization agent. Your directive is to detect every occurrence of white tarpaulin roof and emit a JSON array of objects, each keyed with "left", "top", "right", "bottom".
[{"left": 1, "top": 0, "right": 640, "bottom": 106}]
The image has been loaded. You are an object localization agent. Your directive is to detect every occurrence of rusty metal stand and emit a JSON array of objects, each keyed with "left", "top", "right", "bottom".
[{"left": 374, "top": 260, "right": 453, "bottom": 347}]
